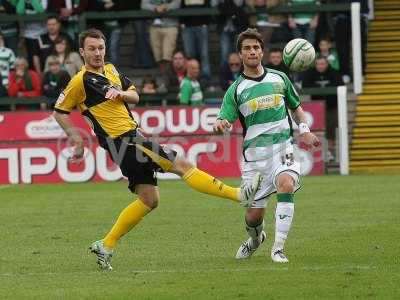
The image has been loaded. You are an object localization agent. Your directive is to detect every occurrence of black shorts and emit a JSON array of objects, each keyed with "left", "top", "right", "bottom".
[{"left": 102, "top": 130, "right": 177, "bottom": 193}]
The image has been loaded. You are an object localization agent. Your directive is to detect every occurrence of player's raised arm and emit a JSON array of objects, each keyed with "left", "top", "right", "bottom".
[
  {"left": 105, "top": 71, "right": 140, "bottom": 104},
  {"left": 105, "top": 87, "right": 139, "bottom": 104},
  {"left": 291, "top": 106, "right": 321, "bottom": 150},
  {"left": 281, "top": 71, "right": 321, "bottom": 151},
  {"left": 121, "top": 89, "right": 140, "bottom": 104}
]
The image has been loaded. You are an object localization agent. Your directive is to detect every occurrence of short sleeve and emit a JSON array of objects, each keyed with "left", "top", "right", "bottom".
[
  {"left": 119, "top": 73, "right": 136, "bottom": 91},
  {"left": 54, "top": 74, "right": 84, "bottom": 114},
  {"left": 283, "top": 75, "right": 301, "bottom": 110},
  {"left": 218, "top": 83, "right": 239, "bottom": 123}
]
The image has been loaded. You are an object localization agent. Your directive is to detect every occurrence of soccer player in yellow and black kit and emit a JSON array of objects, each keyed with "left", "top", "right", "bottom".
[{"left": 53, "top": 28, "right": 261, "bottom": 270}]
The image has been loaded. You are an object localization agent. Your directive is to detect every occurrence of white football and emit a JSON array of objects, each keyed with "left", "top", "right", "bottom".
[{"left": 283, "top": 38, "right": 316, "bottom": 72}]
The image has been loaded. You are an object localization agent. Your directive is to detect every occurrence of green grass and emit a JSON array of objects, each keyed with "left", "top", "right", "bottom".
[{"left": 0, "top": 175, "right": 399, "bottom": 299}]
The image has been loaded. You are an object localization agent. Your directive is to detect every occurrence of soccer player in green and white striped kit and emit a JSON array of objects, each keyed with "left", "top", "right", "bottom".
[{"left": 213, "top": 28, "right": 320, "bottom": 263}]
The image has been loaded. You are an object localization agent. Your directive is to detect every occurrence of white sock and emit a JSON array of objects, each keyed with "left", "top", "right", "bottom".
[
  {"left": 273, "top": 202, "right": 294, "bottom": 250},
  {"left": 245, "top": 219, "right": 264, "bottom": 248}
]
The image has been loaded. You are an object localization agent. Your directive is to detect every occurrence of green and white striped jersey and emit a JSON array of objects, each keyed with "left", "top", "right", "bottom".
[
  {"left": 218, "top": 68, "right": 300, "bottom": 161},
  {"left": 179, "top": 77, "right": 203, "bottom": 106},
  {"left": 0, "top": 47, "right": 15, "bottom": 87}
]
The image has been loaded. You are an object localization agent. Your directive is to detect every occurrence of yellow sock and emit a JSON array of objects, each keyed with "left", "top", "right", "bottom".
[
  {"left": 182, "top": 167, "right": 239, "bottom": 202},
  {"left": 103, "top": 198, "right": 151, "bottom": 249}
]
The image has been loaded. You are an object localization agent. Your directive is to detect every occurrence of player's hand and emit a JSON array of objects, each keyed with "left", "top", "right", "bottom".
[
  {"left": 105, "top": 87, "right": 123, "bottom": 100},
  {"left": 68, "top": 137, "right": 84, "bottom": 164},
  {"left": 213, "top": 119, "right": 231, "bottom": 134},
  {"left": 69, "top": 144, "right": 84, "bottom": 164},
  {"left": 300, "top": 132, "right": 321, "bottom": 151}
]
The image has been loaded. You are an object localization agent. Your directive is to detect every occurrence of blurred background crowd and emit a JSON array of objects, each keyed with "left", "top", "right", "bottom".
[{"left": 0, "top": 0, "right": 368, "bottom": 111}]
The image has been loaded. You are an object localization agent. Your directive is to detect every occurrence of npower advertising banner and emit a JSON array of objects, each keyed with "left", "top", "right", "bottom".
[{"left": 0, "top": 104, "right": 325, "bottom": 184}]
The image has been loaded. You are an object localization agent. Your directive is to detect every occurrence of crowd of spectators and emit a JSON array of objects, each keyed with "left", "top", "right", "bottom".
[{"left": 0, "top": 0, "right": 368, "bottom": 111}]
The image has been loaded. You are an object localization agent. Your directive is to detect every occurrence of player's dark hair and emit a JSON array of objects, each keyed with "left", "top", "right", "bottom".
[
  {"left": 79, "top": 28, "right": 106, "bottom": 48},
  {"left": 236, "top": 28, "right": 264, "bottom": 52}
]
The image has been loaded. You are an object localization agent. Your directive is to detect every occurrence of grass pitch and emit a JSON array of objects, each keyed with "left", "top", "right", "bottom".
[{"left": 0, "top": 175, "right": 399, "bottom": 299}]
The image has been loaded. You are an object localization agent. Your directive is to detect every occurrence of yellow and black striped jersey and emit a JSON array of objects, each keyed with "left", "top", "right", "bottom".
[{"left": 54, "top": 63, "right": 138, "bottom": 139}]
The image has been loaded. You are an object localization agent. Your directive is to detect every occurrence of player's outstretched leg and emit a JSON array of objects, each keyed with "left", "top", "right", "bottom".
[
  {"left": 90, "top": 185, "right": 156, "bottom": 270},
  {"left": 271, "top": 173, "right": 296, "bottom": 263},
  {"left": 236, "top": 218, "right": 266, "bottom": 259},
  {"left": 170, "top": 156, "right": 262, "bottom": 204}
]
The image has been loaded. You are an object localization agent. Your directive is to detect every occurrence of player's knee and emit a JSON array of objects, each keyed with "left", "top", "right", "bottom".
[
  {"left": 246, "top": 208, "right": 264, "bottom": 224},
  {"left": 139, "top": 193, "right": 159, "bottom": 209},
  {"left": 170, "top": 156, "right": 194, "bottom": 176},
  {"left": 137, "top": 186, "right": 160, "bottom": 209},
  {"left": 276, "top": 175, "right": 295, "bottom": 193}
]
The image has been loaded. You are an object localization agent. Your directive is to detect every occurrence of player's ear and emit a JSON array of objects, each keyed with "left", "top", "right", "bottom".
[{"left": 79, "top": 47, "right": 84, "bottom": 57}]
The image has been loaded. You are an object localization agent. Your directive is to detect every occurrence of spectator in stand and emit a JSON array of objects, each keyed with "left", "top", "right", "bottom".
[
  {"left": 141, "top": 0, "right": 180, "bottom": 77},
  {"left": 265, "top": 48, "right": 290, "bottom": 77},
  {"left": 164, "top": 49, "right": 187, "bottom": 92},
  {"left": 90, "top": 0, "right": 128, "bottom": 65},
  {"left": 14, "top": 0, "right": 48, "bottom": 75},
  {"left": 131, "top": 1, "right": 154, "bottom": 68},
  {"left": 288, "top": 0, "right": 319, "bottom": 45},
  {"left": 180, "top": 0, "right": 212, "bottom": 87},
  {"left": 44, "top": 36, "right": 83, "bottom": 77},
  {"left": 8, "top": 57, "right": 42, "bottom": 108},
  {"left": 141, "top": 76, "right": 157, "bottom": 94},
  {"left": 51, "top": 0, "right": 91, "bottom": 45},
  {"left": 301, "top": 55, "right": 343, "bottom": 156},
  {"left": 35, "top": 16, "right": 72, "bottom": 72},
  {"left": 264, "top": 0, "right": 292, "bottom": 46},
  {"left": 42, "top": 55, "right": 70, "bottom": 108},
  {"left": 219, "top": 52, "right": 241, "bottom": 91},
  {"left": 247, "top": 0, "right": 276, "bottom": 47},
  {"left": 0, "top": 1, "right": 19, "bottom": 55},
  {"left": 318, "top": 37, "right": 340, "bottom": 71},
  {"left": 213, "top": 0, "right": 249, "bottom": 65},
  {"left": 0, "top": 32, "right": 16, "bottom": 88},
  {"left": 179, "top": 59, "right": 203, "bottom": 106},
  {"left": 301, "top": 55, "right": 343, "bottom": 99}
]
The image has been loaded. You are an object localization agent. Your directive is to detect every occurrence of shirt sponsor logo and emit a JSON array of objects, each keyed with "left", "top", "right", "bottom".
[{"left": 247, "top": 94, "right": 283, "bottom": 112}]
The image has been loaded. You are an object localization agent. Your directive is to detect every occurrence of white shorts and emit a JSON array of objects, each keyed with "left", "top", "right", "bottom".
[{"left": 241, "top": 141, "right": 301, "bottom": 208}]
